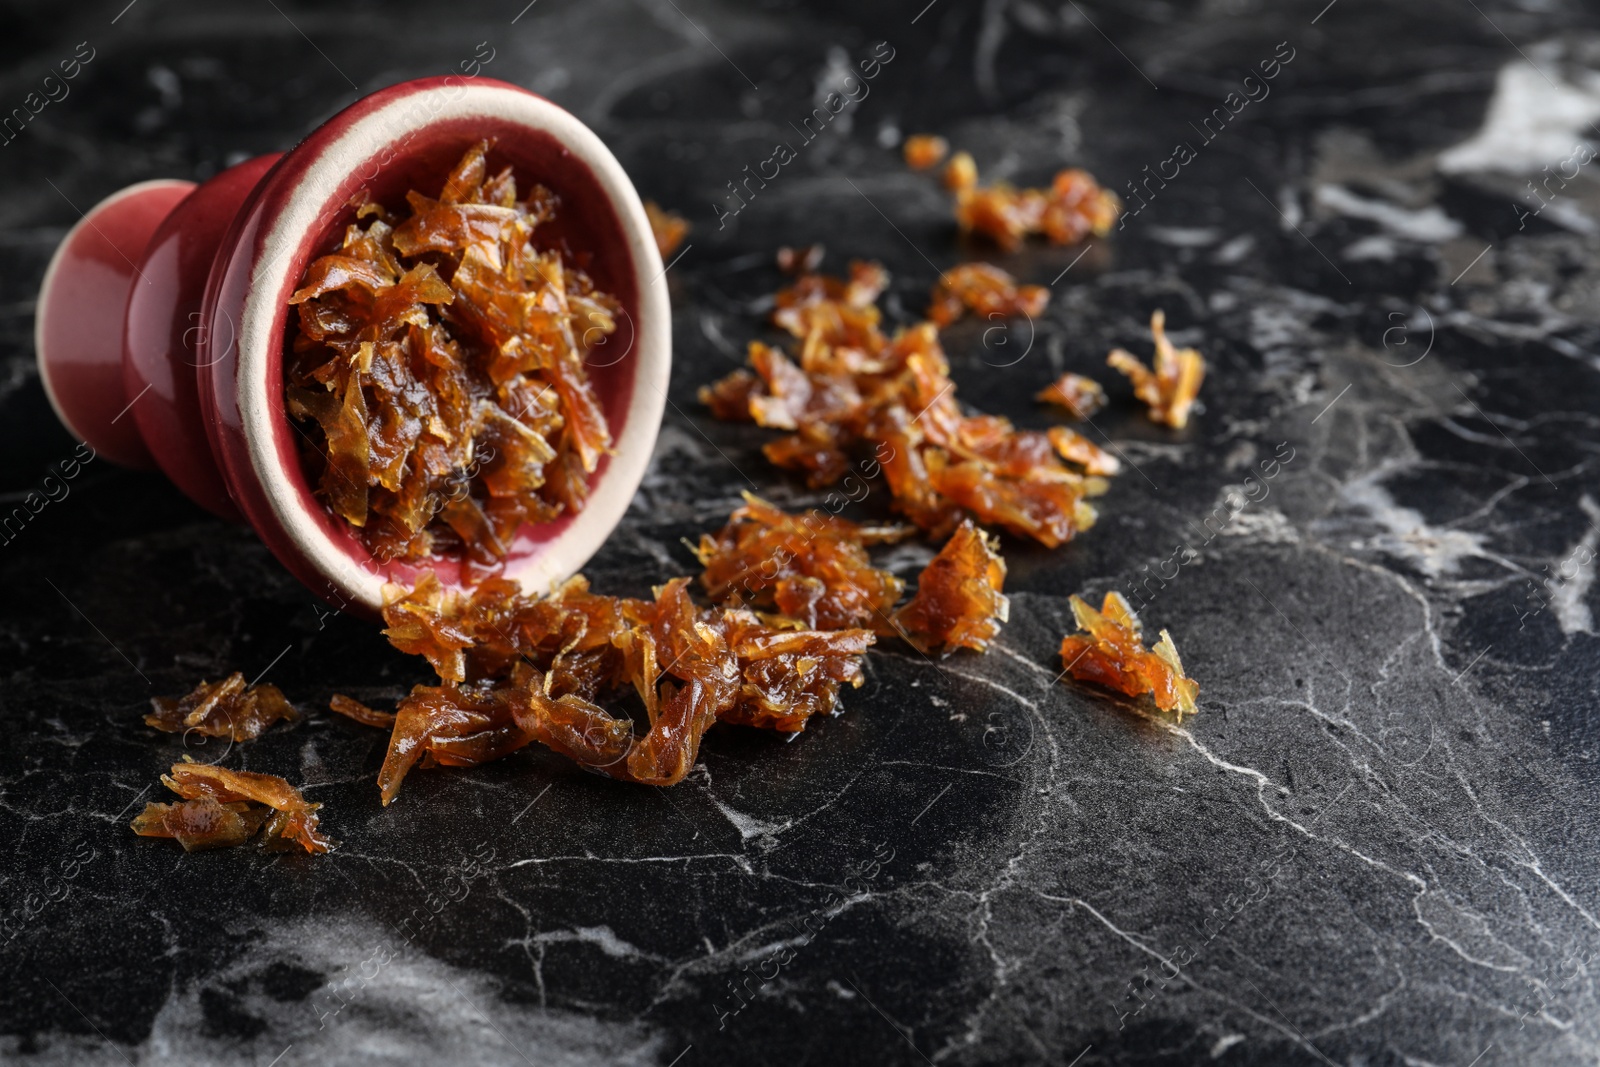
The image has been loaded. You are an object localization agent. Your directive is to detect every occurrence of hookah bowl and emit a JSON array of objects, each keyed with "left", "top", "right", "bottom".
[{"left": 35, "top": 76, "right": 669, "bottom": 614}]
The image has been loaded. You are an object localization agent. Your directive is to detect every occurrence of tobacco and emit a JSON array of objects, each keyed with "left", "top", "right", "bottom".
[
  {"left": 1035, "top": 372, "right": 1107, "bottom": 420},
  {"left": 359, "top": 568, "right": 878, "bottom": 802},
  {"left": 144, "top": 672, "right": 299, "bottom": 742},
  {"left": 936, "top": 151, "right": 1119, "bottom": 250},
  {"left": 1058, "top": 592, "right": 1199, "bottom": 719},
  {"left": 699, "top": 255, "right": 1110, "bottom": 546},
  {"left": 885, "top": 520, "right": 1008, "bottom": 655},
  {"left": 285, "top": 140, "right": 618, "bottom": 574},
  {"left": 927, "top": 263, "right": 1049, "bottom": 328},
  {"left": 1107, "top": 310, "right": 1206, "bottom": 430},
  {"left": 132, "top": 759, "right": 334, "bottom": 854}
]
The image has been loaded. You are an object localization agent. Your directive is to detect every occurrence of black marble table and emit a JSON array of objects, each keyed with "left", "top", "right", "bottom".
[{"left": 4, "top": 0, "right": 1600, "bottom": 1063}]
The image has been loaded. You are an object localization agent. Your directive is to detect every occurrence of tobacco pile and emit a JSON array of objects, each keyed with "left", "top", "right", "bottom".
[
  {"left": 144, "top": 672, "right": 299, "bottom": 742},
  {"left": 352, "top": 570, "right": 874, "bottom": 801},
  {"left": 284, "top": 140, "right": 619, "bottom": 574},
  {"left": 927, "top": 263, "right": 1049, "bottom": 328},
  {"left": 694, "top": 493, "right": 911, "bottom": 630},
  {"left": 695, "top": 494, "right": 1010, "bottom": 654},
  {"left": 699, "top": 256, "right": 1109, "bottom": 548},
  {"left": 938, "top": 150, "right": 1121, "bottom": 251},
  {"left": 132, "top": 760, "right": 334, "bottom": 854},
  {"left": 337, "top": 493, "right": 1010, "bottom": 803},
  {"left": 1058, "top": 592, "right": 1199, "bottom": 719}
]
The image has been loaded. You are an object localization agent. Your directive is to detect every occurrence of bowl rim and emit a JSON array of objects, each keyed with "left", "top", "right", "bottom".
[{"left": 206, "top": 76, "right": 669, "bottom": 613}]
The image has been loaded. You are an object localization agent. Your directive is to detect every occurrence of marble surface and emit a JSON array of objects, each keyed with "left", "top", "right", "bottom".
[{"left": 4, "top": 0, "right": 1600, "bottom": 1063}]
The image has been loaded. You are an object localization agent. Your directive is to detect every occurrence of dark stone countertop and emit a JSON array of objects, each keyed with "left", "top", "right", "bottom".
[{"left": 4, "top": 0, "right": 1600, "bottom": 1063}]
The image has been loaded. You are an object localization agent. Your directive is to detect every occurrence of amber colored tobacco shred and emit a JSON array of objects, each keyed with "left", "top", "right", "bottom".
[
  {"left": 1047, "top": 426, "right": 1120, "bottom": 477},
  {"left": 130, "top": 798, "right": 270, "bottom": 853},
  {"left": 285, "top": 140, "right": 618, "bottom": 571},
  {"left": 695, "top": 492, "right": 910, "bottom": 630},
  {"left": 903, "top": 134, "right": 949, "bottom": 171},
  {"left": 1035, "top": 372, "right": 1107, "bottom": 420},
  {"left": 144, "top": 672, "right": 300, "bottom": 742},
  {"left": 329, "top": 694, "right": 397, "bottom": 729},
  {"left": 644, "top": 200, "right": 689, "bottom": 259},
  {"left": 698, "top": 254, "right": 1105, "bottom": 547},
  {"left": 1107, "top": 310, "right": 1206, "bottom": 429},
  {"left": 1058, "top": 592, "right": 1199, "bottom": 719},
  {"left": 943, "top": 151, "right": 978, "bottom": 192},
  {"left": 927, "top": 263, "right": 1049, "bottom": 328},
  {"left": 376, "top": 670, "right": 543, "bottom": 804},
  {"left": 359, "top": 567, "right": 879, "bottom": 803},
  {"left": 164, "top": 761, "right": 335, "bottom": 854},
  {"left": 939, "top": 153, "right": 1120, "bottom": 251},
  {"left": 131, "top": 759, "right": 334, "bottom": 854},
  {"left": 885, "top": 520, "right": 1009, "bottom": 655}
]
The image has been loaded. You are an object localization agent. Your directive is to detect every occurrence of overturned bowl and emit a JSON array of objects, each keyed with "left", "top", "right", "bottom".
[{"left": 35, "top": 76, "right": 670, "bottom": 615}]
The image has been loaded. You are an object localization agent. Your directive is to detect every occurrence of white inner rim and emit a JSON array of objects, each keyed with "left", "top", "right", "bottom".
[{"left": 238, "top": 84, "right": 670, "bottom": 612}]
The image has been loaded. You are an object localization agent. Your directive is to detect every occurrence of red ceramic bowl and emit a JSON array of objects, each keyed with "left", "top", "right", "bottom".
[{"left": 36, "top": 76, "right": 670, "bottom": 615}]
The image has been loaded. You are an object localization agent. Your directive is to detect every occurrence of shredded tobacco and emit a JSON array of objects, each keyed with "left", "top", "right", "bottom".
[
  {"left": 698, "top": 255, "right": 1110, "bottom": 547},
  {"left": 355, "top": 568, "right": 877, "bottom": 802},
  {"left": 903, "top": 134, "right": 949, "bottom": 171},
  {"left": 695, "top": 492, "right": 911, "bottom": 631},
  {"left": 328, "top": 693, "right": 397, "bottom": 729},
  {"left": 1058, "top": 592, "right": 1199, "bottom": 719},
  {"left": 935, "top": 151, "right": 1119, "bottom": 250},
  {"left": 886, "top": 520, "right": 1009, "bottom": 655},
  {"left": 1035, "top": 372, "right": 1107, "bottom": 420},
  {"left": 644, "top": 200, "right": 689, "bottom": 259},
  {"left": 334, "top": 489, "right": 1027, "bottom": 802},
  {"left": 927, "top": 263, "right": 1049, "bottom": 329},
  {"left": 130, "top": 798, "right": 270, "bottom": 852},
  {"left": 131, "top": 759, "right": 334, "bottom": 854},
  {"left": 1046, "top": 426, "right": 1120, "bottom": 477},
  {"left": 144, "top": 672, "right": 299, "bottom": 742},
  {"left": 1107, "top": 310, "right": 1206, "bottom": 430},
  {"left": 285, "top": 139, "right": 618, "bottom": 574}
]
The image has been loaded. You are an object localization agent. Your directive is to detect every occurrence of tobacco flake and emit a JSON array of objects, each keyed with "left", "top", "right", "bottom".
[
  {"left": 329, "top": 694, "right": 397, "bottom": 729},
  {"left": 928, "top": 263, "right": 1049, "bottom": 328},
  {"left": 885, "top": 520, "right": 1009, "bottom": 655},
  {"left": 695, "top": 492, "right": 910, "bottom": 630},
  {"left": 1035, "top": 372, "right": 1107, "bottom": 420},
  {"left": 131, "top": 759, "right": 334, "bottom": 854},
  {"left": 941, "top": 156, "right": 1120, "bottom": 251},
  {"left": 1047, "top": 426, "right": 1120, "bottom": 477},
  {"left": 1057, "top": 592, "right": 1199, "bottom": 718},
  {"left": 144, "top": 672, "right": 300, "bottom": 742},
  {"left": 130, "top": 798, "right": 269, "bottom": 853},
  {"left": 1107, "top": 310, "right": 1206, "bottom": 429}
]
